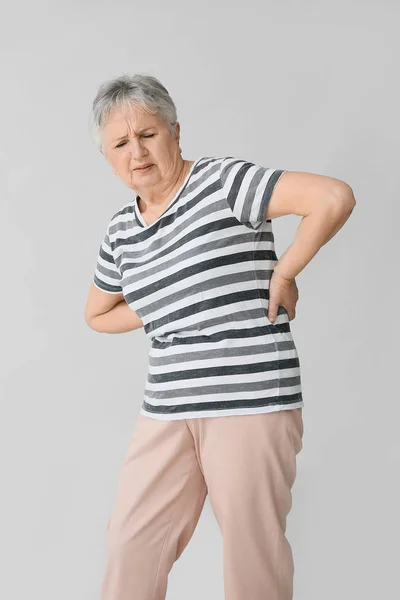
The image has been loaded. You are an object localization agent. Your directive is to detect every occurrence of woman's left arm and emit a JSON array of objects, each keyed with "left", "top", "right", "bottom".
[
  {"left": 267, "top": 171, "right": 356, "bottom": 281},
  {"left": 265, "top": 171, "right": 356, "bottom": 322}
]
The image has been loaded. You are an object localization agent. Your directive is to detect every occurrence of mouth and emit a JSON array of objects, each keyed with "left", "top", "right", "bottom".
[{"left": 135, "top": 164, "right": 154, "bottom": 172}]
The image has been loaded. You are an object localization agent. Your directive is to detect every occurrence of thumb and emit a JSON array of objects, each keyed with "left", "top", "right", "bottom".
[{"left": 268, "top": 302, "right": 279, "bottom": 323}]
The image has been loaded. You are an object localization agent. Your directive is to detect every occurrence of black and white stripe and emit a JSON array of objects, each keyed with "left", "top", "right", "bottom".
[{"left": 93, "top": 156, "right": 304, "bottom": 420}]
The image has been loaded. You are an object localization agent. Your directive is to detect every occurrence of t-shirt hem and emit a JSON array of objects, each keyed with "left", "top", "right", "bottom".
[
  {"left": 139, "top": 400, "right": 304, "bottom": 421},
  {"left": 93, "top": 279, "right": 123, "bottom": 294}
]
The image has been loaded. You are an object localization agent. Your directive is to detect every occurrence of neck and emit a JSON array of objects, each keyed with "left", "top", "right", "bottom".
[{"left": 136, "top": 158, "right": 192, "bottom": 210}]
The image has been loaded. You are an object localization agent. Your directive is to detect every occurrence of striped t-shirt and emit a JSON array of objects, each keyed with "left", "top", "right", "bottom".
[{"left": 93, "top": 155, "right": 304, "bottom": 420}]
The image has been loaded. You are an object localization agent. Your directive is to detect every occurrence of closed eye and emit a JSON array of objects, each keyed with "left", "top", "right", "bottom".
[{"left": 116, "top": 134, "right": 155, "bottom": 148}]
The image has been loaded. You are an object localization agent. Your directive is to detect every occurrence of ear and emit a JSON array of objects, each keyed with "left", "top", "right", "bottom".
[{"left": 175, "top": 121, "right": 181, "bottom": 141}]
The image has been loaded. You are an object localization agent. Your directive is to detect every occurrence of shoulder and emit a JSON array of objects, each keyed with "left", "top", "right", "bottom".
[
  {"left": 196, "top": 155, "right": 237, "bottom": 181},
  {"left": 216, "top": 156, "right": 259, "bottom": 180},
  {"left": 196, "top": 156, "right": 265, "bottom": 192},
  {"left": 218, "top": 156, "right": 286, "bottom": 188},
  {"left": 107, "top": 199, "right": 135, "bottom": 234}
]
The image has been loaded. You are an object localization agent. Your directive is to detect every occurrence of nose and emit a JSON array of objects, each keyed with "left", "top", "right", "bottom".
[{"left": 127, "top": 139, "right": 149, "bottom": 164}]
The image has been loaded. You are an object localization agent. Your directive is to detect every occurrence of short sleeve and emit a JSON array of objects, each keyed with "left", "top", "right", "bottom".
[
  {"left": 219, "top": 157, "right": 287, "bottom": 230},
  {"left": 93, "top": 224, "right": 123, "bottom": 294}
]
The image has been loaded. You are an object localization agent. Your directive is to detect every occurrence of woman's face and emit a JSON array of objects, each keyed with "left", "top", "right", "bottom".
[{"left": 101, "top": 103, "right": 182, "bottom": 193}]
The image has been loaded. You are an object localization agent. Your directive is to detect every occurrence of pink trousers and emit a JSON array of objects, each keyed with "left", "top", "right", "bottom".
[{"left": 101, "top": 407, "right": 304, "bottom": 600}]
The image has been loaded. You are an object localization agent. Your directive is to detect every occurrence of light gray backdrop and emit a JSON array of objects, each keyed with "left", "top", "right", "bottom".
[{"left": 1, "top": 0, "right": 399, "bottom": 598}]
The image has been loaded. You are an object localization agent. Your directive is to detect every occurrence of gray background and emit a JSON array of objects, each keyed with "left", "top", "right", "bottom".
[{"left": 1, "top": 0, "right": 399, "bottom": 598}]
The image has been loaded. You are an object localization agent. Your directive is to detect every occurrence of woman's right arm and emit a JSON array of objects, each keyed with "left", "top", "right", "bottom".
[{"left": 84, "top": 283, "right": 144, "bottom": 334}]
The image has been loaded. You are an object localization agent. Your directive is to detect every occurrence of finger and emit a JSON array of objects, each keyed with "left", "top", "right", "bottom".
[{"left": 268, "top": 304, "right": 279, "bottom": 323}]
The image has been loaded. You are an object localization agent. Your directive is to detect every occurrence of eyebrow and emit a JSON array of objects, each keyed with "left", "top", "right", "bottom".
[{"left": 113, "top": 127, "right": 154, "bottom": 142}]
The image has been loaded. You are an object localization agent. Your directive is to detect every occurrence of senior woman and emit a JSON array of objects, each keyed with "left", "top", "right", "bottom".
[{"left": 85, "top": 73, "right": 356, "bottom": 600}]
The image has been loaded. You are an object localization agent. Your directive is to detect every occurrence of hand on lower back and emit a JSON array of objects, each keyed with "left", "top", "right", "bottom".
[{"left": 268, "top": 270, "right": 299, "bottom": 323}]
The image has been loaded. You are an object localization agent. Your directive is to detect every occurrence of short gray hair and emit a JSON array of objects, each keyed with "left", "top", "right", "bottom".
[{"left": 89, "top": 73, "right": 179, "bottom": 151}]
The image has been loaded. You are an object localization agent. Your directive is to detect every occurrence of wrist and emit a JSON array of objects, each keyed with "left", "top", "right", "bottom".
[{"left": 273, "top": 265, "right": 293, "bottom": 282}]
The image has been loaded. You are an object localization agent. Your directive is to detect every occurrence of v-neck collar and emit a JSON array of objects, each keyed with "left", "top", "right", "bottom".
[{"left": 133, "top": 156, "right": 204, "bottom": 229}]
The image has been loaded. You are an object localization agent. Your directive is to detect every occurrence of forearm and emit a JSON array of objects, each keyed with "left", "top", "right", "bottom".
[
  {"left": 274, "top": 195, "right": 356, "bottom": 281},
  {"left": 87, "top": 300, "right": 144, "bottom": 334}
]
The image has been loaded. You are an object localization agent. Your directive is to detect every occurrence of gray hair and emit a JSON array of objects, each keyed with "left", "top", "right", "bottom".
[{"left": 89, "top": 73, "right": 179, "bottom": 151}]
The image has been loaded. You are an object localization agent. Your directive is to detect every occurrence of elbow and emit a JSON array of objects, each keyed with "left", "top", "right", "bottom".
[
  {"left": 340, "top": 181, "right": 356, "bottom": 212},
  {"left": 331, "top": 181, "right": 356, "bottom": 216}
]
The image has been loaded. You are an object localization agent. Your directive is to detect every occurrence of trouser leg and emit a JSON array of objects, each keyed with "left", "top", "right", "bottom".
[
  {"left": 101, "top": 414, "right": 207, "bottom": 600},
  {"left": 188, "top": 408, "right": 304, "bottom": 600}
]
